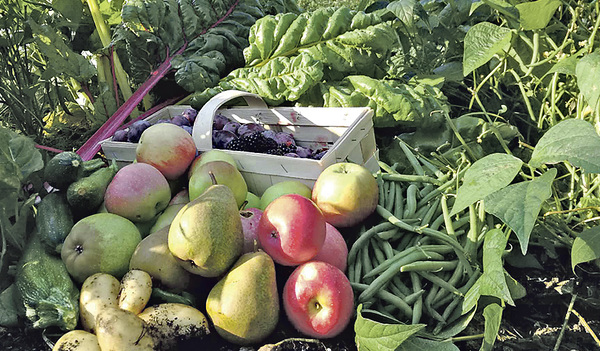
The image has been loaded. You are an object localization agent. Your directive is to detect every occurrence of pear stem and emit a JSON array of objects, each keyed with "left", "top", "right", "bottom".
[{"left": 208, "top": 171, "right": 218, "bottom": 185}]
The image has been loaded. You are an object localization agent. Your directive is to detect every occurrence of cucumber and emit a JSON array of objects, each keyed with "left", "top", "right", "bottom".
[
  {"left": 80, "top": 158, "right": 107, "bottom": 178},
  {"left": 44, "top": 152, "right": 83, "bottom": 189},
  {"left": 36, "top": 192, "right": 74, "bottom": 255},
  {"left": 14, "top": 236, "right": 79, "bottom": 331},
  {"left": 67, "top": 162, "right": 118, "bottom": 216}
]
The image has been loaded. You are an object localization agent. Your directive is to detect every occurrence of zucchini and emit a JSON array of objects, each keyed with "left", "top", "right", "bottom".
[
  {"left": 67, "top": 162, "right": 118, "bottom": 215},
  {"left": 14, "top": 236, "right": 79, "bottom": 331},
  {"left": 44, "top": 152, "right": 83, "bottom": 189},
  {"left": 36, "top": 192, "right": 74, "bottom": 255}
]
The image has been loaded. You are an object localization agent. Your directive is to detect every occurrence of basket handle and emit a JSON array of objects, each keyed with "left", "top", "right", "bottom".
[{"left": 192, "top": 90, "right": 268, "bottom": 150}]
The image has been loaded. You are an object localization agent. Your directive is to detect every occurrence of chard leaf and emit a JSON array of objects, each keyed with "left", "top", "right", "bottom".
[
  {"left": 463, "top": 229, "right": 514, "bottom": 312},
  {"left": 484, "top": 168, "right": 556, "bottom": 254},
  {"left": 387, "top": 0, "right": 417, "bottom": 28},
  {"left": 463, "top": 22, "right": 512, "bottom": 76},
  {"left": 481, "top": 303, "right": 503, "bottom": 351},
  {"left": 571, "top": 225, "right": 600, "bottom": 272},
  {"left": 516, "top": 0, "right": 561, "bottom": 30},
  {"left": 355, "top": 305, "right": 425, "bottom": 351},
  {"left": 451, "top": 153, "right": 523, "bottom": 215},
  {"left": 0, "top": 127, "right": 43, "bottom": 198},
  {"left": 529, "top": 119, "right": 600, "bottom": 173},
  {"left": 576, "top": 50, "right": 600, "bottom": 110}
]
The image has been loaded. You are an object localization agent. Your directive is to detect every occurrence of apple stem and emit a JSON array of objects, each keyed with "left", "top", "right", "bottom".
[
  {"left": 240, "top": 200, "right": 248, "bottom": 211},
  {"left": 208, "top": 171, "right": 218, "bottom": 185}
]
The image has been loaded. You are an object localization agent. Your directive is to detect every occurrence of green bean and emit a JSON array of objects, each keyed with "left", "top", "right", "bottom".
[
  {"left": 403, "top": 184, "right": 419, "bottom": 218},
  {"left": 363, "top": 247, "right": 444, "bottom": 279},
  {"left": 382, "top": 180, "right": 390, "bottom": 206},
  {"left": 348, "top": 222, "right": 396, "bottom": 264},
  {"left": 417, "top": 271, "right": 463, "bottom": 297},
  {"left": 409, "top": 203, "right": 430, "bottom": 221},
  {"left": 416, "top": 154, "right": 445, "bottom": 179},
  {"left": 400, "top": 260, "right": 459, "bottom": 273},
  {"left": 382, "top": 173, "right": 442, "bottom": 185},
  {"left": 392, "top": 276, "right": 413, "bottom": 296},
  {"left": 393, "top": 182, "right": 404, "bottom": 219},
  {"left": 371, "top": 239, "right": 387, "bottom": 266},
  {"left": 432, "top": 261, "right": 465, "bottom": 304},
  {"left": 430, "top": 213, "right": 445, "bottom": 231},
  {"left": 381, "top": 240, "right": 395, "bottom": 259},
  {"left": 362, "top": 245, "right": 374, "bottom": 283},
  {"left": 419, "top": 183, "right": 435, "bottom": 198},
  {"left": 358, "top": 250, "right": 443, "bottom": 302},
  {"left": 361, "top": 308, "right": 401, "bottom": 324},
  {"left": 385, "top": 180, "right": 396, "bottom": 212},
  {"left": 404, "top": 289, "right": 425, "bottom": 305},
  {"left": 449, "top": 216, "right": 471, "bottom": 232},
  {"left": 419, "top": 167, "right": 468, "bottom": 204},
  {"left": 424, "top": 283, "right": 445, "bottom": 322},
  {"left": 432, "top": 297, "right": 462, "bottom": 335},
  {"left": 352, "top": 282, "right": 413, "bottom": 318},
  {"left": 464, "top": 204, "right": 479, "bottom": 259},
  {"left": 440, "top": 195, "right": 455, "bottom": 236},
  {"left": 378, "top": 173, "right": 385, "bottom": 206},
  {"left": 377, "top": 205, "right": 422, "bottom": 232},
  {"left": 396, "top": 137, "right": 425, "bottom": 176},
  {"left": 387, "top": 280, "right": 408, "bottom": 299},
  {"left": 376, "top": 227, "right": 401, "bottom": 240},
  {"left": 395, "top": 232, "right": 415, "bottom": 251},
  {"left": 353, "top": 256, "right": 363, "bottom": 283},
  {"left": 420, "top": 198, "right": 441, "bottom": 227},
  {"left": 347, "top": 259, "right": 356, "bottom": 283},
  {"left": 410, "top": 272, "right": 422, "bottom": 324},
  {"left": 378, "top": 161, "right": 397, "bottom": 174}
]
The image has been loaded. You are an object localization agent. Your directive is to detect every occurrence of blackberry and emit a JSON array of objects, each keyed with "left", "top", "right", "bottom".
[
  {"left": 278, "top": 144, "right": 297, "bottom": 154},
  {"left": 242, "top": 132, "right": 277, "bottom": 152},
  {"left": 225, "top": 138, "right": 249, "bottom": 151},
  {"left": 266, "top": 148, "right": 284, "bottom": 155}
]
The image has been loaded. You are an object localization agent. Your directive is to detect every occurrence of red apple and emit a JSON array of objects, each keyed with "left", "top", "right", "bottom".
[
  {"left": 136, "top": 123, "right": 197, "bottom": 180},
  {"left": 257, "top": 194, "right": 326, "bottom": 266},
  {"left": 240, "top": 207, "right": 263, "bottom": 253},
  {"left": 311, "top": 223, "right": 348, "bottom": 272},
  {"left": 283, "top": 261, "right": 354, "bottom": 338},
  {"left": 312, "top": 162, "right": 378, "bottom": 228},
  {"left": 104, "top": 163, "right": 171, "bottom": 222}
]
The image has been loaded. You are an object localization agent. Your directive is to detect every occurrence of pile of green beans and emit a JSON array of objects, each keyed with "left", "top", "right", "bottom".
[{"left": 348, "top": 142, "right": 485, "bottom": 335}]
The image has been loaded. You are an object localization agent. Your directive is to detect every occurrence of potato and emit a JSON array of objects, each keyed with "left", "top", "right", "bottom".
[
  {"left": 118, "top": 269, "right": 152, "bottom": 314},
  {"left": 95, "top": 307, "right": 155, "bottom": 351},
  {"left": 79, "top": 273, "right": 120, "bottom": 333},
  {"left": 52, "top": 330, "right": 101, "bottom": 351},
  {"left": 138, "top": 303, "right": 210, "bottom": 350}
]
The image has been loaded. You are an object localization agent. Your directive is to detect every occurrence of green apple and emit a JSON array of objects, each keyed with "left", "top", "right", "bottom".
[
  {"left": 311, "top": 162, "right": 378, "bottom": 228},
  {"left": 259, "top": 180, "right": 312, "bottom": 210},
  {"left": 188, "top": 150, "right": 237, "bottom": 178},
  {"left": 61, "top": 213, "right": 142, "bottom": 283},
  {"left": 189, "top": 161, "right": 247, "bottom": 208},
  {"left": 244, "top": 191, "right": 261, "bottom": 209}
]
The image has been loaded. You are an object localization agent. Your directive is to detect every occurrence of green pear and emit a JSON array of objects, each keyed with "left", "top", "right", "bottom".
[
  {"left": 149, "top": 203, "right": 185, "bottom": 234},
  {"left": 168, "top": 184, "right": 243, "bottom": 277},
  {"left": 129, "top": 227, "right": 192, "bottom": 292},
  {"left": 259, "top": 180, "right": 312, "bottom": 210},
  {"left": 206, "top": 251, "right": 279, "bottom": 345}
]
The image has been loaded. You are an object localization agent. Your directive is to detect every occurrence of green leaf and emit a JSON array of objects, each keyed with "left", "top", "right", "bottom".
[
  {"left": 481, "top": 303, "right": 503, "bottom": 351},
  {"left": 515, "top": 0, "right": 561, "bottom": 30},
  {"left": 396, "top": 337, "right": 460, "bottom": 351},
  {"left": 355, "top": 304, "right": 425, "bottom": 351},
  {"left": 52, "top": 0, "right": 85, "bottom": 25},
  {"left": 463, "top": 229, "right": 514, "bottom": 312},
  {"left": 529, "top": 119, "right": 600, "bottom": 173},
  {"left": 571, "top": 225, "right": 600, "bottom": 272},
  {"left": 9, "top": 135, "right": 44, "bottom": 180},
  {"left": 548, "top": 53, "right": 579, "bottom": 75},
  {"left": 463, "top": 22, "right": 512, "bottom": 76},
  {"left": 387, "top": 0, "right": 417, "bottom": 28},
  {"left": 451, "top": 153, "right": 523, "bottom": 215},
  {"left": 576, "top": 50, "right": 600, "bottom": 109},
  {"left": 484, "top": 168, "right": 556, "bottom": 254}
]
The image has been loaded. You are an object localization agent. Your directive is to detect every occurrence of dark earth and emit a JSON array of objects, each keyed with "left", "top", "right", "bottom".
[{"left": 2, "top": 237, "right": 600, "bottom": 350}]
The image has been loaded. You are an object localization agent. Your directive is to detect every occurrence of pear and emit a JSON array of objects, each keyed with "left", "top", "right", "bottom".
[
  {"left": 129, "top": 227, "right": 192, "bottom": 292},
  {"left": 168, "top": 183, "right": 243, "bottom": 277},
  {"left": 206, "top": 251, "right": 279, "bottom": 345}
]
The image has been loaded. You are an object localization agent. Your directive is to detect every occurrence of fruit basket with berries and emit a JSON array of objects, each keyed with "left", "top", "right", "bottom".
[{"left": 192, "top": 90, "right": 379, "bottom": 194}]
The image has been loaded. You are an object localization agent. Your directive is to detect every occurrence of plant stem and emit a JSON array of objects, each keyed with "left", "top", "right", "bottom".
[{"left": 553, "top": 293, "right": 577, "bottom": 351}]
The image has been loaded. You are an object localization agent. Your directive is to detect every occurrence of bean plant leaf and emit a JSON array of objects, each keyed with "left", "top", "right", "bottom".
[
  {"left": 529, "top": 119, "right": 600, "bottom": 173},
  {"left": 463, "top": 22, "right": 512, "bottom": 76},
  {"left": 395, "top": 337, "right": 460, "bottom": 351},
  {"left": 463, "top": 229, "right": 514, "bottom": 312},
  {"left": 484, "top": 168, "right": 557, "bottom": 254},
  {"left": 515, "top": 0, "right": 561, "bottom": 30},
  {"left": 548, "top": 53, "right": 579, "bottom": 75},
  {"left": 576, "top": 50, "right": 600, "bottom": 110},
  {"left": 571, "top": 225, "right": 600, "bottom": 272},
  {"left": 355, "top": 304, "right": 425, "bottom": 351},
  {"left": 387, "top": 0, "right": 417, "bottom": 28},
  {"left": 481, "top": 303, "right": 503, "bottom": 351},
  {"left": 451, "top": 153, "right": 523, "bottom": 215}
]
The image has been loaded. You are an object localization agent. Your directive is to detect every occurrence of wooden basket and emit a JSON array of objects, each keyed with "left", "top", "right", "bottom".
[
  {"left": 192, "top": 90, "right": 379, "bottom": 195},
  {"left": 99, "top": 105, "right": 193, "bottom": 167}
]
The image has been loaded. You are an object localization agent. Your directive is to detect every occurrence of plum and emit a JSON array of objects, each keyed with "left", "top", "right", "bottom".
[
  {"left": 182, "top": 125, "right": 193, "bottom": 135},
  {"left": 284, "top": 153, "right": 300, "bottom": 158},
  {"left": 213, "top": 130, "right": 237, "bottom": 149},
  {"left": 223, "top": 121, "right": 241, "bottom": 135},
  {"left": 127, "top": 120, "right": 151, "bottom": 143},
  {"left": 171, "top": 115, "right": 191, "bottom": 127},
  {"left": 113, "top": 129, "right": 128, "bottom": 142},
  {"left": 261, "top": 130, "right": 277, "bottom": 141},
  {"left": 213, "top": 114, "right": 230, "bottom": 130},
  {"left": 155, "top": 119, "right": 173, "bottom": 124},
  {"left": 311, "top": 149, "right": 328, "bottom": 160},
  {"left": 295, "top": 146, "right": 313, "bottom": 158},
  {"left": 238, "top": 123, "right": 265, "bottom": 137},
  {"left": 182, "top": 108, "right": 198, "bottom": 124},
  {"left": 275, "top": 132, "right": 296, "bottom": 147}
]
